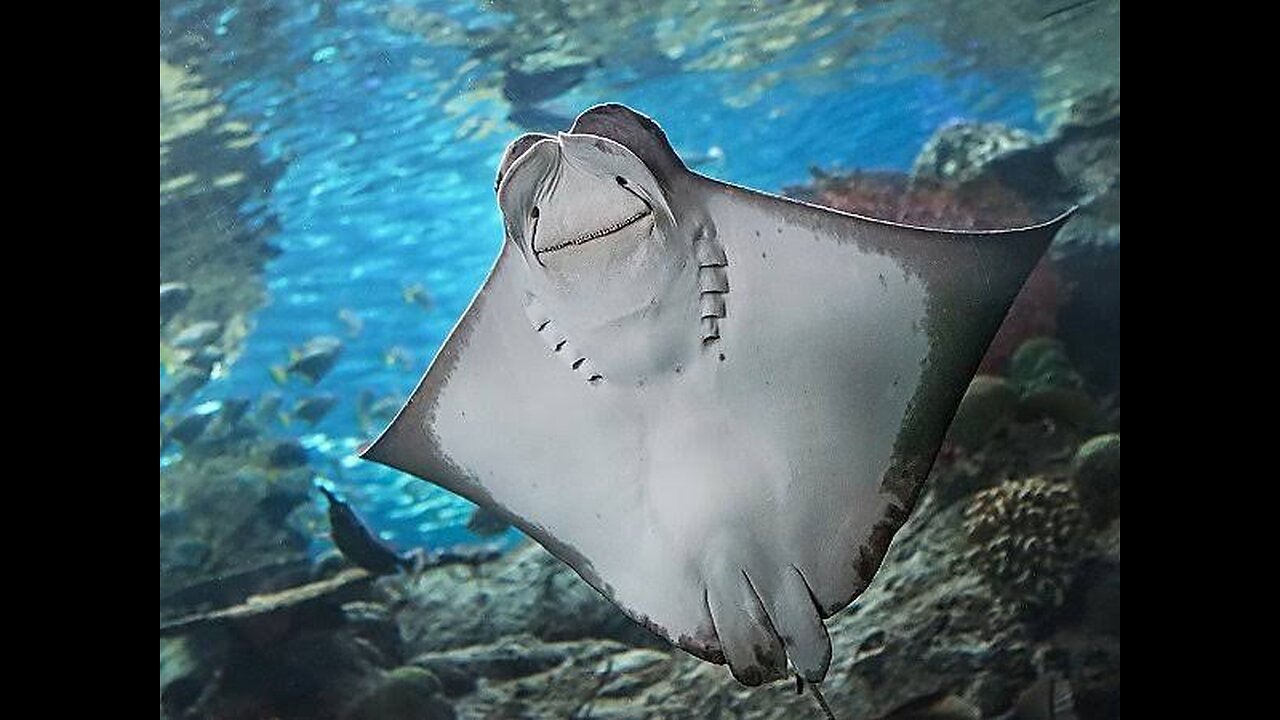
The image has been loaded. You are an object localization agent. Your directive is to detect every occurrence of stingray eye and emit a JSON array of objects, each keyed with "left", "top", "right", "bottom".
[
  {"left": 530, "top": 206, "right": 540, "bottom": 219},
  {"left": 615, "top": 176, "right": 628, "bottom": 186}
]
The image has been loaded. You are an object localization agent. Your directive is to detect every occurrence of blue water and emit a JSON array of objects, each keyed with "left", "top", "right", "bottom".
[{"left": 163, "top": 0, "right": 1040, "bottom": 551}]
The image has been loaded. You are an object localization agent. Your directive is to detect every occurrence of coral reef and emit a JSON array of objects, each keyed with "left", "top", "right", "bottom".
[
  {"left": 962, "top": 477, "right": 1088, "bottom": 615},
  {"left": 162, "top": 410, "right": 1120, "bottom": 720},
  {"left": 1009, "top": 337, "right": 1098, "bottom": 429},
  {"left": 912, "top": 123, "right": 1037, "bottom": 185},
  {"left": 1073, "top": 434, "right": 1121, "bottom": 528},
  {"left": 159, "top": 442, "right": 316, "bottom": 617},
  {"left": 787, "top": 170, "right": 1038, "bottom": 230},
  {"left": 948, "top": 375, "right": 1019, "bottom": 450}
]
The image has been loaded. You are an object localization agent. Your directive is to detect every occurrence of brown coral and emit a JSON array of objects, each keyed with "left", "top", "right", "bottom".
[{"left": 962, "top": 476, "right": 1087, "bottom": 614}]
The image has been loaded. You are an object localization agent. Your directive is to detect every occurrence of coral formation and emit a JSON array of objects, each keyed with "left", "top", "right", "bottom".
[
  {"left": 948, "top": 375, "right": 1019, "bottom": 450},
  {"left": 1009, "top": 337, "right": 1097, "bottom": 429},
  {"left": 962, "top": 477, "right": 1088, "bottom": 614},
  {"left": 1073, "top": 434, "right": 1121, "bottom": 528},
  {"left": 912, "top": 123, "right": 1037, "bottom": 185}
]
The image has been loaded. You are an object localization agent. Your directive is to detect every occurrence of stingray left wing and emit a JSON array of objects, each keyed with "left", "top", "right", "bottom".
[{"left": 359, "top": 242, "right": 724, "bottom": 662}]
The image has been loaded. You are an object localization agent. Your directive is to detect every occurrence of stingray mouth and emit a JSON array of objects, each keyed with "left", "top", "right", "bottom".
[{"left": 532, "top": 206, "right": 652, "bottom": 259}]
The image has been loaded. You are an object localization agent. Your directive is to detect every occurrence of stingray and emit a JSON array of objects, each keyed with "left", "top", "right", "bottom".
[{"left": 361, "top": 104, "right": 1070, "bottom": 693}]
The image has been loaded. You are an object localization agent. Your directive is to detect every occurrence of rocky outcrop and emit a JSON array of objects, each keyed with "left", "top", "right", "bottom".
[{"left": 160, "top": 59, "right": 281, "bottom": 383}]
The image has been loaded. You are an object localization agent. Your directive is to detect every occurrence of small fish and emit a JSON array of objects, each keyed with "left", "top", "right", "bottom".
[
  {"left": 254, "top": 392, "right": 285, "bottom": 426},
  {"left": 272, "top": 336, "right": 344, "bottom": 385},
  {"left": 337, "top": 308, "right": 364, "bottom": 338},
  {"left": 266, "top": 439, "right": 309, "bottom": 469},
  {"left": 159, "top": 283, "right": 193, "bottom": 324},
  {"left": 294, "top": 394, "right": 338, "bottom": 425},
  {"left": 356, "top": 390, "right": 402, "bottom": 435},
  {"left": 383, "top": 346, "right": 414, "bottom": 371},
  {"left": 318, "top": 486, "right": 412, "bottom": 575},
  {"left": 171, "top": 321, "right": 222, "bottom": 350},
  {"left": 402, "top": 283, "right": 435, "bottom": 312}
]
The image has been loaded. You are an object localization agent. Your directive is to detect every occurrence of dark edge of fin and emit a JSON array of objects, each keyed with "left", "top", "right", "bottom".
[{"left": 808, "top": 683, "right": 837, "bottom": 720}]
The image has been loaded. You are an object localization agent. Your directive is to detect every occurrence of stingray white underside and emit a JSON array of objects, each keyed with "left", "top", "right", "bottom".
[
  {"left": 368, "top": 179, "right": 938, "bottom": 684},
  {"left": 363, "top": 102, "right": 1063, "bottom": 689}
]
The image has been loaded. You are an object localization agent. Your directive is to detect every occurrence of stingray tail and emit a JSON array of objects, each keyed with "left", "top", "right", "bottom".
[{"left": 807, "top": 682, "right": 837, "bottom": 720}]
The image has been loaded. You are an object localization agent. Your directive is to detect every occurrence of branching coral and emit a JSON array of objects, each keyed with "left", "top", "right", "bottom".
[{"left": 962, "top": 476, "right": 1087, "bottom": 614}]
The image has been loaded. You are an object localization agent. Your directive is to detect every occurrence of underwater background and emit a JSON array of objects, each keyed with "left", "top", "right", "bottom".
[{"left": 161, "top": 1, "right": 1119, "bottom": 718}]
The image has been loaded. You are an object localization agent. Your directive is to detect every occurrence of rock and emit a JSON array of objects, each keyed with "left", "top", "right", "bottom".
[
  {"left": 394, "top": 542, "right": 661, "bottom": 655},
  {"left": 1072, "top": 434, "right": 1120, "bottom": 527},
  {"left": 314, "top": 548, "right": 350, "bottom": 579},
  {"left": 593, "top": 648, "right": 672, "bottom": 698},
  {"left": 1051, "top": 85, "right": 1120, "bottom": 135},
  {"left": 159, "top": 568, "right": 374, "bottom": 638},
  {"left": 912, "top": 123, "right": 1037, "bottom": 185},
  {"left": 171, "top": 321, "right": 222, "bottom": 350},
  {"left": 1009, "top": 338, "right": 1080, "bottom": 394},
  {"left": 167, "top": 539, "right": 212, "bottom": 570},
  {"left": 344, "top": 667, "right": 455, "bottom": 720},
  {"left": 962, "top": 477, "right": 1088, "bottom": 615},
  {"left": 1009, "top": 338, "right": 1097, "bottom": 429},
  {"left": 343, "top": 602, "right": 402, "bottom": 661},
  {"left": 949, "top": 375, "right": 1018, "bottom": 449},
  {"left": 411, "top": 635, "right": 569, "bottom": 681},
  {"left": 160, "top": 59, "right": 281, "bottom": 367},
  {"left": 160, "top": 634, "right": 227, "bottom": 719},
  {"left": 1018, "top": 387, "right": 1098, "bottom": 430},
  {"left": 159, "top": 282, "right": 193, "bottom": 323},
  {"left": 420, "top": 660, "right": 477, "bottom": 698},
  {"left": 878, "top": 692, "right": 982, "bottom": 719},
  {"left": 161, "top": 451, "right": 315, "bottom": 611}
]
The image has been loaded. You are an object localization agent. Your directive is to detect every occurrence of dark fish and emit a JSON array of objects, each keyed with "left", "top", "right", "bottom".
[
  {"left": 266, "top": 439, "right": 309, "bottom": 469},
  {"left": 293, "top": 394, "right": 338, "bottom": 425},
  {"left": 169, "top": 413, "right": 213, "bottom": 445},
  {"left": 255, "top": 392, "right": 285, "bottom": 426},
  {"left": 219, "top": 397, "right": 253, "bottom": 427},
  {"left": 319, "top": 486, "right": 412, "bottom": 575},
  {"left": 273, "top": 336, "right": 344, "bottom": 384},
  {"left": 159, "top": 282, "right": 193, "bottom": 324}
]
